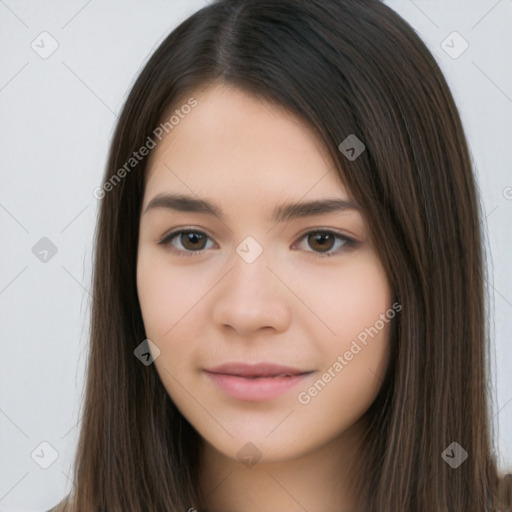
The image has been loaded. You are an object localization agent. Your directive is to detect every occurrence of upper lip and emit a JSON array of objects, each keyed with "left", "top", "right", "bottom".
[{"left": 205, "top": 362, "right": 312, "bottom": 378}]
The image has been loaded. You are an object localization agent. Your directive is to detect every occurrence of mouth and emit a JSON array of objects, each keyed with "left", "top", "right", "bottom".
[{"left": 204, "top": 362, "right": 314, "bottom": 402}]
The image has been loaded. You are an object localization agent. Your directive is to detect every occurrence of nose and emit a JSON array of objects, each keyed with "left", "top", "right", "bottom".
[{"left": 212, "top": 248, "right": 293, "bottom": 337}]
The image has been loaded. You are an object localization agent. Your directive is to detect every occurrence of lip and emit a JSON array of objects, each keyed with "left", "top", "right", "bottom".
[
  {"left": 206, "top": 362, "right": 310, "bottom": 377},
  {"left": 204, "top": 362, "right": 313, "bottom": 402}
]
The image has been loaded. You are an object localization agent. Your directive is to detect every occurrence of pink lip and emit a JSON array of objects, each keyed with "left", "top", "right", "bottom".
[
  {"left": 204, "top": 362, "right": 313, "bottom": 402},
  {"left": 206, "top": 362, "right": 310, "bottom": 377}
]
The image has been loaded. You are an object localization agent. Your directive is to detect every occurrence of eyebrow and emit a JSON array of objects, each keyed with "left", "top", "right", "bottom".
[{"left": 142, "top": 193, "right": 361, "bottom": 224}]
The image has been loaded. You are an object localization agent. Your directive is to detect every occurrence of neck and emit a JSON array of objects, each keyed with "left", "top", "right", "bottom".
[{"left": 198, "top": 421, "right": 364, "bottom": 512}]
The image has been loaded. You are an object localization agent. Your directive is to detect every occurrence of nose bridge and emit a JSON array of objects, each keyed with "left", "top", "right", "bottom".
[
  {"left": 230, "top": 235, "right": 278, "bottom": 297},
  {"left": 212, "top": 236, "right": 292, "bottom": 334}
]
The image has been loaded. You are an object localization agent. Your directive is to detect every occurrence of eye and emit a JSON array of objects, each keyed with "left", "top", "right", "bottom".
[
  {"left": 158, "top": 229, "right": 215, "bottom": 256},
  {"left": 292, "top": 230, "right": 356, "bottom": 257},
  {"left": 158, "top": 228, "right": 357, "bottom": 257}
]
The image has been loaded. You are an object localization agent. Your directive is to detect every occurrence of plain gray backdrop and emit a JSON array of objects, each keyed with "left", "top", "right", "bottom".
[{"left": 0, "top": 1, "right": 511, "bottom": 510}]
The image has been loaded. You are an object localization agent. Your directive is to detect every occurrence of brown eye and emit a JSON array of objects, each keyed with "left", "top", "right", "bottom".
[
  {"left": 307, "top": 232, "right": 336, "bottom": 253},
  {"left": 159, "top": 228, "right": 356, "bottom": 258},
  {"left": 294, "top": 230, "right": 356, "bottom": 257},
  {"left": 159, "top": 229, "right": 214, "bottom": 255},
  {"left": 179, "top": 231, "right": 208, "bottom": 250}
]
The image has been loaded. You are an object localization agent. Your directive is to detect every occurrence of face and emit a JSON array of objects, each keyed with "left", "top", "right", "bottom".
[{"left": 137, "top": 82, "right": 393, "bottom": 465}]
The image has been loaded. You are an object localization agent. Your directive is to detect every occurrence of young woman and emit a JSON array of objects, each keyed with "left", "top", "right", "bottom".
[{"left": 51, "top": 0, "right": 511, "bottom": 510}]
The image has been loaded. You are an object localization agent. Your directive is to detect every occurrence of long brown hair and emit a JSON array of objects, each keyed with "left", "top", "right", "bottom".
[{"left": 53, "top": 0, "right": 510, "bottom": 510}]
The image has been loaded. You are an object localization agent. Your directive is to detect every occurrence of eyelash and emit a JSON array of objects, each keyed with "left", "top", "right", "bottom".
[{"left": 157, "top": 228, "right": 357, "bottom": 258}]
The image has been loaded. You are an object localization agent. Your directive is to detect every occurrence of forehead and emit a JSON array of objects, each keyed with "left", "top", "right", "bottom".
[{"left": 144, "top": 83, "right": 347, "bottom": 202}]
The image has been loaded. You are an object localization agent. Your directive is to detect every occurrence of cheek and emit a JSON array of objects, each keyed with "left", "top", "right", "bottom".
[
  {"left": 336, "top": 267, "right": 391, "bottom": 345},
  {"left": 136, "top": 248, "right": 209, "bottom": 340},
  {"left": 136, "top": 252, "right": 204, "bottom": 401},
  {"left": 137, "top": 258, "right": 170, "bottom": 339},
  {"left": 295, "top": 249, "right": 392, "bottom": 343},
  {"left": 295, "top": 268, "right": 392, "bottom": 436},
  {"left": 295, "top": 251, "right": 392, "bottom": 408}
]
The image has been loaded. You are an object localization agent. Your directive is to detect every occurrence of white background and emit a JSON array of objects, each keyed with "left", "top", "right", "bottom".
[{"left": 0, "top": 1, "right": 511, "bottom": 510}]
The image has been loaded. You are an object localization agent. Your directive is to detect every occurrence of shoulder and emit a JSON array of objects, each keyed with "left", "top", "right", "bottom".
[
  {"left": 497, "top": 473, "right": 512, "bottom": 511},
  {"left": 42, "top": 477, "right": 512, "bottom": 511},
  {"left": 45, "top": 497, "right": 69, "bottom": 512}
]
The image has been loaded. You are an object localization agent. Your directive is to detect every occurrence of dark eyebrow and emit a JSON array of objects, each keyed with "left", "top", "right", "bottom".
[{"left": 142, "top": 193, "right": 361, "bottom": 223}]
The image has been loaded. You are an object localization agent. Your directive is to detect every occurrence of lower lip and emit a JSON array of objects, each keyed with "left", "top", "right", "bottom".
[{"left": 205, "top": 371, "right": 311, "bottom": 402}]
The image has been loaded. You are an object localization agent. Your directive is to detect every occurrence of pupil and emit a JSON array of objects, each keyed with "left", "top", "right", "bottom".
[
  {"left": 183, "top": 232, "right": 204, "bottom": 250},
  {"left": 310, "top": 233, "right": 333, "bottom": 252}
]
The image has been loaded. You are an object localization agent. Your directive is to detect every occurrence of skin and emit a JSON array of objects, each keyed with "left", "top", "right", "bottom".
[{"left": 137, "top": 82, "right": 393, "bottom": 512}]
